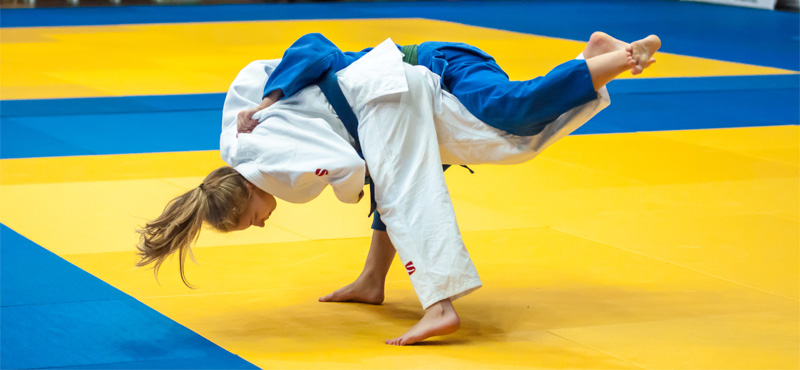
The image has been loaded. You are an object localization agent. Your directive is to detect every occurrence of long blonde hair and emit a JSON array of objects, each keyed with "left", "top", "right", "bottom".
[{"left": 136, "top": 166, "right": 252, "bottom": 287}]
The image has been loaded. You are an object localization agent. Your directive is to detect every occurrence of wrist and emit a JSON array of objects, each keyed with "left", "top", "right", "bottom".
[{"left": 267, "top": 89, "right": 284, "bottom": 100}]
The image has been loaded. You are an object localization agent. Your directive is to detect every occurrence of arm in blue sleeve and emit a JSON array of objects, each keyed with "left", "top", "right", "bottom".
[{"left": 263, "top": 33, "right": 349, "bottom": 100}]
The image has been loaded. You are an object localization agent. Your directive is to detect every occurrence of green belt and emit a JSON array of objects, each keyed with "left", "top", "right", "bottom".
[{"left": 400, "top": 44, "right": 418, "bottom": 65}]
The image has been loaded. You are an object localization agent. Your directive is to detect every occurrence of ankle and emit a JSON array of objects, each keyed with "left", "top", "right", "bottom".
[
  {"left": 356, "top": 270, "right": 386, "bottom": 287},
  {"left": 427, "top": 299, "right": 455, "bottom": 315}
]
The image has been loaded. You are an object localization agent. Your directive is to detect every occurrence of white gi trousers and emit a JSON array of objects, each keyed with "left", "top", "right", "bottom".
[{"left": 339, "top": 44, "right": 482, "bottom": 309}]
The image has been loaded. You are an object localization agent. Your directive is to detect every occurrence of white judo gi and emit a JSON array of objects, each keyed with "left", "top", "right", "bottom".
[{"left": 220, "top": 39, "right": 610, "bottom": 309}]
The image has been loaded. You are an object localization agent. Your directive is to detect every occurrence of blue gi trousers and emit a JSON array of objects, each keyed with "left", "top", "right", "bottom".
[
  {"left": 418, "top": 42, "right": 597, "bottom": 137},
  {"left": 370, "top": 44, "right": 597, "bottom": 231}
]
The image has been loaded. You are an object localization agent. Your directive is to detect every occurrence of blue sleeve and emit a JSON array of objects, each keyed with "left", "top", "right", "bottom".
[{"left": 263, "top": 33, "right": 350, "bottom": 99}]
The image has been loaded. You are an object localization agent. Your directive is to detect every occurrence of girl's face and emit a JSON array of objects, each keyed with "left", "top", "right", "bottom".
[{"left": 234, "top": 185, "right": 277, "bottom": 231}]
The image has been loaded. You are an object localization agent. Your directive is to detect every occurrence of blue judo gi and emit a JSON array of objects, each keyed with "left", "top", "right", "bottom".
[{"left": 261, "top": 33, "right": 598, "bottom": 231}]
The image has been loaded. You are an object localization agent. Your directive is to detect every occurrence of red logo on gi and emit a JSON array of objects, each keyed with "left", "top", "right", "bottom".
[
  {"left": 315, "top": 169, "right": 329, "bottom": 176},
  {"left": 405, "top": 261, "right": 416, "bottom": 276}
]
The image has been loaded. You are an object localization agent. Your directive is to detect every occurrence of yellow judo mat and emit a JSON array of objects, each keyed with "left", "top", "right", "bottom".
[{"left": 1, "top": 17, "right": 798, "bottom": 370}]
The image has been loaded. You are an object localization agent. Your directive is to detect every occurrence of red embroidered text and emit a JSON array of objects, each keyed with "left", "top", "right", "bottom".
[{"left": 405, "top": 261, "right": 416, "bottom": 276}]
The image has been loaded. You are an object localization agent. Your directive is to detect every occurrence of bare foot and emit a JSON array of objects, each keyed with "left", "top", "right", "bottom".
[
  {"left": 319, "top": 277, "right": 385, "bottom": 305},
  {"left": 626, "top": 35, "right": 661, "bottom": 75},
  {"left": 584, "top": 31, "right": 630, "bottom": 59},
  {"left": 385, "top": 299, "right": 461, "bottom": 346}
]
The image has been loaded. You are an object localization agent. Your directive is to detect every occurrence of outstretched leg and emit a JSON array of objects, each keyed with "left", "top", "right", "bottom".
[
  {"left": 427, "top": 32, "right": 659, "bottom": 137},
  {"left": 319, "top": 230, "right": 395, "bottom": 304}
]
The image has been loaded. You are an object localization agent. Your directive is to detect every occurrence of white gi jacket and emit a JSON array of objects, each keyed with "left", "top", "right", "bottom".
[
  {"left": 221, "top": 40, "right": 610, "bottom": 309},
  {"left": 220, "top": 62, "right": 365, "bottom": 204}
]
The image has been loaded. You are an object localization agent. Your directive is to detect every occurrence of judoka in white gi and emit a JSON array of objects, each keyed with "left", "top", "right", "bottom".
[{"left": 137, "top": 32, "right": 661, "bottom": 346}]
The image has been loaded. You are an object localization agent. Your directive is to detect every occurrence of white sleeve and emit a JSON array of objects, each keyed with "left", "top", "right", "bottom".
[
  {"left": 222, "top": 60, "right": 365, "bottom": 204},
  {"left": 220, "top": 60, "right": 280, "bottom": 165},
  {"left": 233, "top": 112, "right": 366, "bottom": 204}
]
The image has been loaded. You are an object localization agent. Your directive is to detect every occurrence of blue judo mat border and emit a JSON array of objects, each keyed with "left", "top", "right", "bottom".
[
  {"left": 0, "top": 224, "right": 259, "bottom": 370},
  {"left": 1, "top": 75, "right": 797, "bottom": 159},
  {"left": 1, "top": 0, "right": 798, "bottom": 71}
]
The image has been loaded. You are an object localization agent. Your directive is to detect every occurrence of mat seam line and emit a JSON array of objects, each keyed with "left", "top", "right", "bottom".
[
  {"left": 642, "top": 130, "right": 800, "bottom": 168},
  {"left": 549, "top": 225, "right": 800, "bottom": 303},
  {"left": 545, "top": 330, "right": 649, "bottom": 370}
]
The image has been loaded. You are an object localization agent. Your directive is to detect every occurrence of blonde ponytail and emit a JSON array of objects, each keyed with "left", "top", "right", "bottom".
[{"left": 136, "top": 166, "right": 251, "bottom": 287}]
